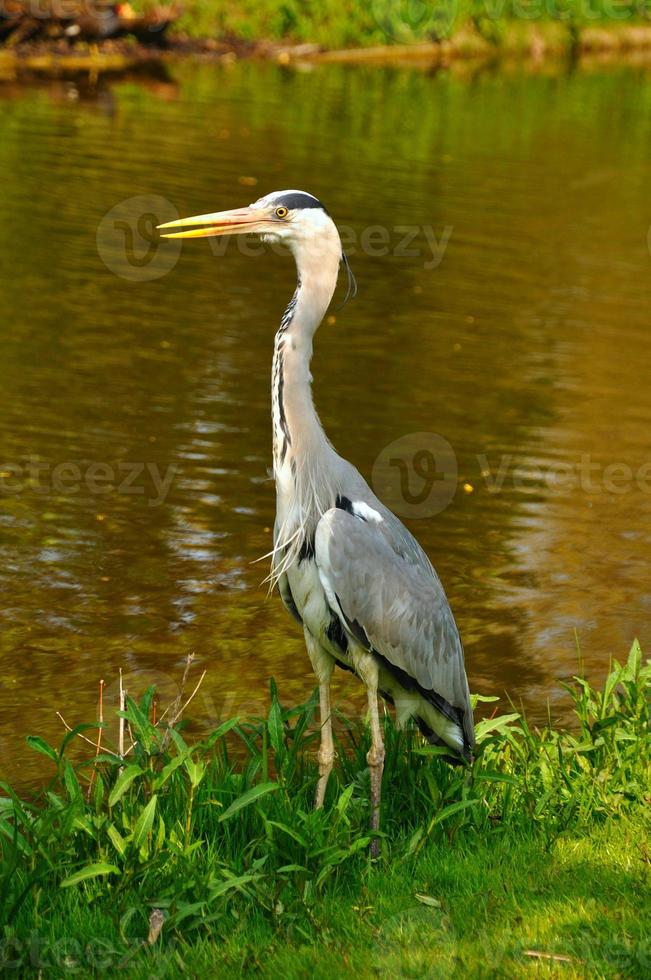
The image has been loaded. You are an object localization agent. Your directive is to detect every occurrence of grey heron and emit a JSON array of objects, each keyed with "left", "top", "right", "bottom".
[{"left": 159, "top": 190, "right": 474, "bottom": 853}]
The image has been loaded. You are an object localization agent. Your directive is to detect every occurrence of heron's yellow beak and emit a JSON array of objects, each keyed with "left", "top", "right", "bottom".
[{"left": 157, "top": 206, "right": 271, "bottom": 240}]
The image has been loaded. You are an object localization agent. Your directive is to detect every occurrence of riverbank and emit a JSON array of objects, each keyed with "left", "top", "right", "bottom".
[
  {"left": 0, "top": 644, "right": 648, "bottom": 977},
  {"left": 2, "top": 17, "right": 651, "bottom": 80}
]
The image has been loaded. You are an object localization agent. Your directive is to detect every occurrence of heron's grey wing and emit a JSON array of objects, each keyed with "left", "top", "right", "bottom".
[{"left": 314, "top": 507, "right": 474, "bottom": 753}]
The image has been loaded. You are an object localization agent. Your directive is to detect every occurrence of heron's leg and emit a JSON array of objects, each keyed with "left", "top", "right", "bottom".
[
  {"left": 366, "top": 683, "right": 385, "bottom": 857},
  {"left": 355, "top": 653, "right": 384, "bottom": 857},
  {"left": 305, "top": 631, "right": 335, "bottom": 809},
  {"left": 315, "top": 675, "right": 335, "bottom": 809}
]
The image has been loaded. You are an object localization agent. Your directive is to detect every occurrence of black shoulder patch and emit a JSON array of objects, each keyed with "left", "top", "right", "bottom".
[
  {"left": 335, "top": 494, "right": 354, "bottom": 515},
  {"left": 274, "top": 191, "right": 327, "bottom": 212}
]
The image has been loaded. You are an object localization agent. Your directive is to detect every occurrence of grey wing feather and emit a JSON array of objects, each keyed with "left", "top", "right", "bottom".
[{"left": 314, "top": 506, "right": 474, "bottom": 751}]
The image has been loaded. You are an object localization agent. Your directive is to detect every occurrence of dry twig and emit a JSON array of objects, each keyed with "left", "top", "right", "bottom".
[
  {"left": 118, "top": 668, "right": 126, "bottom": 771},
  {"left": 55, "top": 711, "right": 119, "bottom": 757},
  {"left": 86, "top": 678, "right": 105, "bottom": 802},
  {"left": 524, "top": 951, "right": 576, "bottom": 963}
]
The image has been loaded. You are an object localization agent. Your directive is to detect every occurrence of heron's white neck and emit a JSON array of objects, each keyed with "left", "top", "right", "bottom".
[{"left": 271, "top": 228, "right": 341, "bottom": 511}]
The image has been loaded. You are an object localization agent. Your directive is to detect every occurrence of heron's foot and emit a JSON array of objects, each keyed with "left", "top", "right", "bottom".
[
  {"left": 367, "top": 743, "right": 385, "bottom": 857},
  {"left": 314, "top": 747, "right": 334, "bottom": 809}
]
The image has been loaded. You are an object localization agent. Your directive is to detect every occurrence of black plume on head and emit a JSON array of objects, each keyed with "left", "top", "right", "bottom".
[
  {"left": 273, "top": 191, "right": 328, "bottom": 213},
  {"left": 337, "top": 250, "right": 357, "bottom": 310}
]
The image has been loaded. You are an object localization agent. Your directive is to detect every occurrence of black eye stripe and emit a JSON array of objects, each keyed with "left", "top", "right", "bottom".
[{"left": 272, "top": 192, "right": 327, "bottom": 213}]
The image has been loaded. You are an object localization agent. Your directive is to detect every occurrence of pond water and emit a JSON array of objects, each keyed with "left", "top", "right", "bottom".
[{"left": 1, "top": 59, "right": 650, "bottom": 787}]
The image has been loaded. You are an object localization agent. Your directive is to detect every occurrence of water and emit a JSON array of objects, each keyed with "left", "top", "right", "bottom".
[{"left": 1, "top": 60, "right": 650, "bottom": 787}]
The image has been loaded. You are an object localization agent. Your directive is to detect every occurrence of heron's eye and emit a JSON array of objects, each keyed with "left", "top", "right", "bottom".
[{"left": 274, "top": 206, "right": 289, "bottom": 219}]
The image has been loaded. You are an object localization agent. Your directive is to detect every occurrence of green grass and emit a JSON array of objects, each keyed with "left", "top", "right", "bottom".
[
  {"left": 0, "top": 643, "right": 649, "bottom": 977},
  {"left": 145, "top": 0, "right": 651, "bottom": 50}
]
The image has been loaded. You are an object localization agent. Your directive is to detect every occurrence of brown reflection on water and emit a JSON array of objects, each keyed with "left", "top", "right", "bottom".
[{"left": 1, "top": 61, "right": 650, "bottom": 788}]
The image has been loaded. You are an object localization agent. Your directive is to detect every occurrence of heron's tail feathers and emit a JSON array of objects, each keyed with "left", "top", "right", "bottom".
[
  {"left": 411, "top": 704, "right": 473, "bottom": 765},
  {"left": 418, "top": 721, "right": 473, "bottom": 767}
]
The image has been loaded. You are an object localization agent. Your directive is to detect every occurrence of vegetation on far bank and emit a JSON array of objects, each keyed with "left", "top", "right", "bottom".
[
  {"left": 0, "top": 642, "right": 649, "bottom": 977},
  {"left": 168, "top": 0, "right": 651, "bottom": 53},
  {"left": 5, "top": 2, "right": 651, "bottom": 55},
  {"left": 3, "top": 0, "right": 651, "bottom": 69}
]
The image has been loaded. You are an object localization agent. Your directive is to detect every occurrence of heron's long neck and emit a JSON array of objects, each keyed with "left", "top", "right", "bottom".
[{"left": 271, "top": 244, "right": 340, "bottom": 489}]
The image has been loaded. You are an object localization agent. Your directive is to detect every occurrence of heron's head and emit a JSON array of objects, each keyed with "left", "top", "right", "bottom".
[{"left": 159, "top": 189, "right": 339, "bottom": 255}]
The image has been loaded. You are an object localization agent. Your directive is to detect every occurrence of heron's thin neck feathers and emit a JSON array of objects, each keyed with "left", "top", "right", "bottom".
[{"left": 270, "top": 222, "right": 344, "bottom": 583}]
